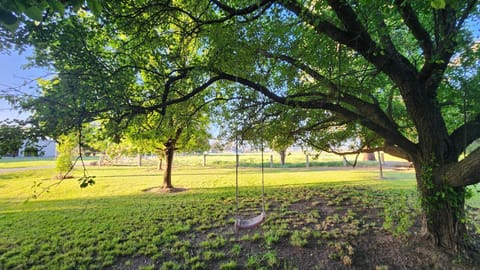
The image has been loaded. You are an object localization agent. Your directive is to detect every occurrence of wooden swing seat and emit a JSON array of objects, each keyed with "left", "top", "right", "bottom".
[{"left": 234, "top": 211, "right": 266, "bottom": 231}]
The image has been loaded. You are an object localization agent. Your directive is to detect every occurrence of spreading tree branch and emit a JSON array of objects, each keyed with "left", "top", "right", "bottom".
[
  {"left": 216, "top": 71, "right": 418, "bottom": 155},
  {"left": 394, "top": 0, "right": 433, "bottom": 60},
  {"left": 449, "top": 115, "right": 480, "bottom": 157},
  {"left": 442, "top": 148, "right": 480, "bottom": 187},
  {"left": 258, "top": 51, "right": 414, "bottom": 153}
]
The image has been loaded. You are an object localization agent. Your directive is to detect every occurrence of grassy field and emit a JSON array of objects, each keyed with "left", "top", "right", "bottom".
[
  {"left": 0, "top": 153, "right": 479, "bottom": 269},
  {"left": 0, "top": 157, "right": 56, "bottom": 169}
]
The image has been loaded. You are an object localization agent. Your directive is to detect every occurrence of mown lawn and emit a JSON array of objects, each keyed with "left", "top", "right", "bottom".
[
  {"left": 0, "top": 157, "right": 56, "bottom": 169},
  {"left": 0, "top": 154, "right": 479, "bottom": 269}
]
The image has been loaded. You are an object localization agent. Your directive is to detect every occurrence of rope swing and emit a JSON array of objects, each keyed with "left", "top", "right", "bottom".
[
  {"left": 231, "top": 15, "right": 265, "bottom": 232},
  {"left": 234, "top": 133, "right": 266, "bottom": 232}
]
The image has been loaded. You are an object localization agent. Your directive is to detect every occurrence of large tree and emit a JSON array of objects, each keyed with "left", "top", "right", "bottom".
[
  {"left": 13, "top": 0, "right": 480, "bottom": 254},
  {"left": 99, "top": 0, "right": 479, "bottom": 253}
]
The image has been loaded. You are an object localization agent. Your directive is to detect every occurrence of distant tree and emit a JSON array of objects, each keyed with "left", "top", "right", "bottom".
[
  {"left": 268, "top": 136, "right": 293, "bottom": 166},
  {"left": 126, "top": 107, "right": 211, "bottom": 189},
  {"left": 0, "top": 121, "right": 25, "bottom": 157}
]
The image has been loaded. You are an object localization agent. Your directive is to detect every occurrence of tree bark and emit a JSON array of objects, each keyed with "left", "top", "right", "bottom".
[
  {"left": 412, "top": 155, "right": 467, "bottom": 252},
  {"left": 162, "top": 138, "right": 176, "bottom": 190},
  {"left": 279, "top": 150, "right": 286, "bottom": 166}
]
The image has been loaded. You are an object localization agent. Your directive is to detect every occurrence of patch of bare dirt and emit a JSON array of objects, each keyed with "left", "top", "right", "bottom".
[
  {"left": 142, "top": 186, "right": 188, "bottom": 193},
  {"left": 237, "top": 191, "right": 479, "bottom": 269}
]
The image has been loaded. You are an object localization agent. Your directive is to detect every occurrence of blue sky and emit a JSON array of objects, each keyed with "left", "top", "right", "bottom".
[{"left": 0, "top": 49, "right": 46, "bottom": 121}]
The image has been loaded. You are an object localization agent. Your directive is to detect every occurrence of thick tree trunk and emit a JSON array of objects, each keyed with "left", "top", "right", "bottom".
[
  {"left": 392, "top": 74, "right": 469, "bottom": 252},
  {"left": 413, "top": 159, "right": 467, "bottom": 252},
  {"left": 162, "top": 139, "right": 176, "bottom": 190},
  {"left": 279, "top": 150, "right": 286, "bottom": 166}
]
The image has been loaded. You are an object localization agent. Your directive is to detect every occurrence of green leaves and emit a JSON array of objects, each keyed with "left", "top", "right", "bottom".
[
  {"left": 0, "top": 0, "right": 104, "bottom": 29},
  {"left": 0, "top": 7, "right": 17, "bottom": 25},
  {"left": 86, "top": 0, "right": 103, "bottom": 16},
  {"left": 79, "top": 175, "right": 96, "bottom": 188},
  {"left": 47, "top": 0, "right": 66, "bottom": 15},
  {"left": 430, "top": 0, "right": 446, "bottom": 9},
  {"left": 24, "top": 5, "right": 43, "bottom": 21}
]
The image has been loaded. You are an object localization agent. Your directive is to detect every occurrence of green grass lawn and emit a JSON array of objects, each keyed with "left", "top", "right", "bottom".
[
  {"left": 0, "top": 157, "right": 56, "bottom": 169},
  {"left": 0, "top": 154, "right": 478, "bottom": 269}
]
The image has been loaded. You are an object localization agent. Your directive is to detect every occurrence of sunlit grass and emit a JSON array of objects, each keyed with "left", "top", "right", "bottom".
[{"left": 0, "top": 157, "right": 56, "bottom": 168}]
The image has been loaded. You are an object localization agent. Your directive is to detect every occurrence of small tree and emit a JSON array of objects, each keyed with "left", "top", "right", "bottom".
[
  {"left": 55, "top": 133, "right": 76, "bottom": 179},
  {"left": 127, "top": 108, "right": 210, "bottom": 190}
]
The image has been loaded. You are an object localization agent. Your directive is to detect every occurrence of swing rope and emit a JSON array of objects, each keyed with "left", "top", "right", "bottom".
[
  {"left": 234, "top": 132, "right": 266, "bottom": 232},
  {"left": 463, "top": 79, "right": 468, "bottom": 157},
  {"left": 261, "top": 140, "right": 265, "bottom": 213},
  {"left": 235, "top": 134, "right": 240, "bottom": 217},
  {"left": 232, "top": 16, "right": 265, "bottom": 231}
]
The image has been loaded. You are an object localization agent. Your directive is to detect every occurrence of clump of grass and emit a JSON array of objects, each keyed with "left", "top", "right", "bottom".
[
  {"left": 229, "top": 244, "right": 242, "bottom": 257},
  {"left": 246, "top": 254, "right": 261, "bottom": 269},
  {"left": 159, "top": 261, "right": 181, "bottom": 270},
  {"left": 245, "top": 251, "right": 279, "bottom": 269},
  {"left": 383, "top": 191, "right": 419, "bottom": 237},
  {"left": 203, "top": 250, "right": 226, "bottom": 261},
  {"left": 263, "top": 251, "right": 279, "bottom": 267},
  {"left": 199, "top": 236, "right": 226, "bottom": 249},
  {"left": 219, "top": 260, "right": 238, "bottom": 270},
  {"left": 327, "top": 241, "right": 355, "bottom": 266},
  {"left": 290, "top": 230, "right": 309, "bottom": 247},
  {"left": 264, "top": 230, "right": 281, "bottom": 246}
]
